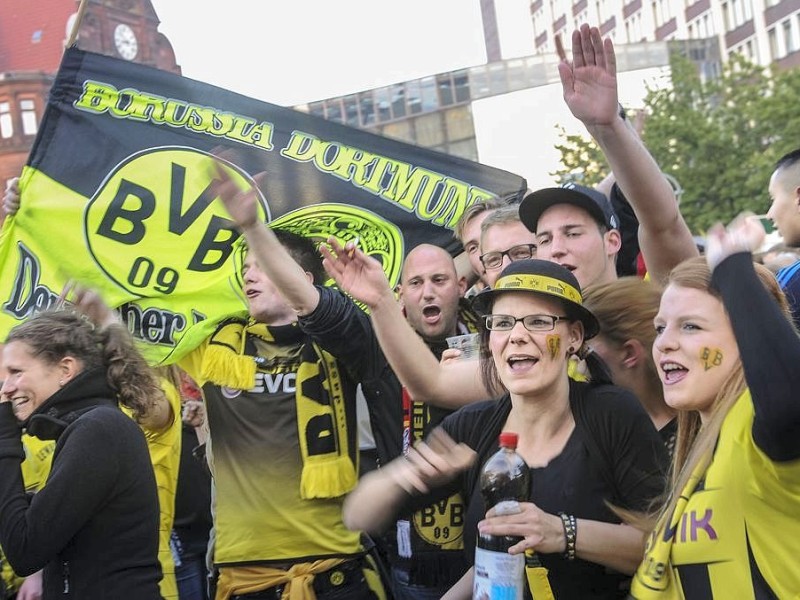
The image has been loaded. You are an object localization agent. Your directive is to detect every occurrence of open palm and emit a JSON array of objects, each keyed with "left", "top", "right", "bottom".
[{"left": 558, "top": 25, "right": 619, "bottom": 127}]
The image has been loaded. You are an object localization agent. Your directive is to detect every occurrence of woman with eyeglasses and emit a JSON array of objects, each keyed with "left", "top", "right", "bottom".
[{"left": 342, "top": 259, "right": 668, "bottom": 599}]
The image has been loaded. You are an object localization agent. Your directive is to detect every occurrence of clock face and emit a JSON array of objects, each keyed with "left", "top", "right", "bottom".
[{"left": 114, "top": 23, "right": 138, "bottom": 60}]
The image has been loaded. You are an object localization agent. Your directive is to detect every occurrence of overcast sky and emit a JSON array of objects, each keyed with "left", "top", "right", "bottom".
[
  {"left": 148, "top": 1, "right": 669, "bottom": 188},
  {"left": 150, "top": 0, "right": 488, "bottom": 106}
]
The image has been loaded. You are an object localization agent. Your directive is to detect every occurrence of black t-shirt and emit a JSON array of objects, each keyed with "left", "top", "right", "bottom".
[{"left": 436, "top": 381, "right": 668, "bottom": 600}]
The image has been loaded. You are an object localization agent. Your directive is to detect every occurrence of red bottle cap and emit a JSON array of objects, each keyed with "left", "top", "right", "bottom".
[{"left": 498, "top": 431, "right": 518, "bottom": 449}]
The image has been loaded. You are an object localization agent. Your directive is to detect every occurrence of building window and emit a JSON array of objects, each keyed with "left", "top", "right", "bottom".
[
  {"left": 453, "top": 71, "right": 470, "bottom": 103},
  {"left": 652, "top": 0, "right": 672, "bottom": 28},
  {"left": 704, "top": 13, "right": 714, "bottom": 36},
  {"left": 730, "top": 37, "right": 757, "bottom": 62},
  {"left": 0, "top": 102, "right": 12, "bottom": 138},
  {"left": 308, "top": 102, "right": 325, "bottom": 119},
  {"left": 769, "top": 27, "right": 780, "bottom": 60},
  {"left": 324, "top": 100, "right": 343, "bottom": 124},
  {"left": 390, "top": 84, "right": 406, "bottom": 119},
  {"left": 437, "top": 74, "right": 454, "bottom": 106},
  {"left": 358, "top": 92, "right": 375, "bottom": 126},
  {"left": 20, "top": 99, "right": 37, "bottom": 135},
  {"left": 375, "top": 88, "right": 391, "bottom": 122},
  {"left": 625, "top": 13, "right": 643, "bottom": 42},
  {"left": 783, "top": 19, "right": 796, "bottom": 54},
  {"left": 722, "top": 0, "right": 753, "bottom": 30},
  {"left": 420, "top": 77, "right": 438, "bottom": 112}
]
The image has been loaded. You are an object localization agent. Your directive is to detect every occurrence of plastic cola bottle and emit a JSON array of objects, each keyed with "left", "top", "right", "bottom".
[{"left": 473, "top": 431, "right": 530, "bottom": 600}]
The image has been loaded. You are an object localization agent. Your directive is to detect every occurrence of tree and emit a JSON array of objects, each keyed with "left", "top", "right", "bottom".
[
  {"left": 554, "top": 51, "right": 800, "bottom": 233},
  {"left": 552, "top": 125, "right": 608, "bottom": 187}
]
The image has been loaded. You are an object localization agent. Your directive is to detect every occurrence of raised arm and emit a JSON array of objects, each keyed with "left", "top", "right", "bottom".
[
  {"left": 559, "top": 25, "right": 697, "bottom": 283},
  {"left": 321, "top": 238, "right": 493, "bottom": 408},
  {"left": 212, "top": 166, "right": 320, "bottom": 315},
  {"left": 707, "top": 215, "right": 800, "bottom": 461}
]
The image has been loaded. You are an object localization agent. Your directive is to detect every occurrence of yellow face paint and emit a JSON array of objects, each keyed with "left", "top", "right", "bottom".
[
  {"left": 700, "top": 347, "right": 723, "bottom": 370},
  {"left": 546, "top": 334, "right": 561, "bottom": 360}
]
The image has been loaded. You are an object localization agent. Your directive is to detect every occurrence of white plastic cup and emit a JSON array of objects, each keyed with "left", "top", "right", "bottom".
[{"left": 446, "top": 333, "right": 480, "bottom": 360}]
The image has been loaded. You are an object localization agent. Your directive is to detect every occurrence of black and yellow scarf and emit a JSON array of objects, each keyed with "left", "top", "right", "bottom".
[{"left": 200, "top": 318, "right": 356, "bottom": 500}]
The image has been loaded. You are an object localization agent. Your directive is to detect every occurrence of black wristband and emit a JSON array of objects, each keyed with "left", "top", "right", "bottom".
[
  {"left": 618, "top": 103, "right": 627, "bottom": 121},
  {"left": 559, "top": 512, "right": 577, "bottom": 561}
]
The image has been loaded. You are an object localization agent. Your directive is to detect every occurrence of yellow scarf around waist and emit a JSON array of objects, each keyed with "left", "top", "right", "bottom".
[{"left": 216, "top": 558, "right": 386, "bottom": 600}]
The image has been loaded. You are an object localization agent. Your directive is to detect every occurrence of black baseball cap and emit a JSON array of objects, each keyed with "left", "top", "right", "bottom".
[{"left": 519, "top": 183, "right": 619, "bottom": 233}]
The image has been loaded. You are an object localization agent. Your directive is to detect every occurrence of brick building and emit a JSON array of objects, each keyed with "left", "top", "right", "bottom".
[{"left": 0, "top": 0, "right": 180, "bottom": 189}]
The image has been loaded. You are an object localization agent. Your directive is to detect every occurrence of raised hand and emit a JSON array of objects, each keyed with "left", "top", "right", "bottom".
[
  {"left": 558, "top": 24, "right": 619, "bottom": 127},
  {"left": 210, "top": 163, "right": 264, "bottom": 231},
  {"left": 320, "top": 237, "right": 394, "bottom": 309},
  {"left": 705, "top": 212, "right": 766, "bottom": 270},
  {"left": 70, "top": 284, "right": 120, "bottom": 329}
]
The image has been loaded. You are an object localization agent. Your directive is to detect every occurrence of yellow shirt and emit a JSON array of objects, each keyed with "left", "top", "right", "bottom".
[
  {"left": 180, "top": 330, "right": 361, "bottom": 566},
  {"left": 123, "top": 379, "right": 182, "bottom": 599},
  {"left": 632, "top": 390, "right": 800, "bottom": 598}
]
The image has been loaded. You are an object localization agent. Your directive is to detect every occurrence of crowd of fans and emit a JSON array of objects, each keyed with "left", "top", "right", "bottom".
[{"left": 1, "top": 23, "right": 800, "bottom": 600}]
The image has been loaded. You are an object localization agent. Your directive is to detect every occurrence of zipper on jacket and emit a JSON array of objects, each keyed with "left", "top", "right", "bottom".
[{"left": 62, "top": 560, "right": 70, "bottom": 594}]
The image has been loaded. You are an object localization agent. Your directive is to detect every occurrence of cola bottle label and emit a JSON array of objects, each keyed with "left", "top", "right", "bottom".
[{"left": 473, "top": 547, "right": 525, "bottom": 600}]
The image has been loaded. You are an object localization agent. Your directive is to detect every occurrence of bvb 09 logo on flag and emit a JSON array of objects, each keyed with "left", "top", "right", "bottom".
[{"left": 84, "top": 147, "right": 268, "bottom": 298}]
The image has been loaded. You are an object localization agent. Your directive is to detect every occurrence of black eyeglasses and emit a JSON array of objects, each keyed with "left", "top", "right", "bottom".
[
  {"left": 483, "top": 314, "right": 567, "bottom": 332},
  {"left": 480, "top": 244, "right": 536, "bottom": 270}
]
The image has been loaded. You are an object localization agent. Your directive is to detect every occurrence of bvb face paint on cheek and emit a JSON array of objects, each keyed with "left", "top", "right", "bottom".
[
  {"left": 546, "top": 334, "right": 561, "bottom": 359},
  {"left": 700, "top": 347, "right": 723, "bottom": 371}
]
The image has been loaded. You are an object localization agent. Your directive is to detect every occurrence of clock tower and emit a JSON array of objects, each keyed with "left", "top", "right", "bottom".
[
  {"left": 74, "top": 0, "right": 180, "bottom": 72},
  {"left": 0, "top": 0, "right": 180, "bottom": 206}
]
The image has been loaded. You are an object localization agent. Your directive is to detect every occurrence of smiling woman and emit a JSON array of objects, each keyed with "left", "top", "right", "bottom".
[
  {"left": 343, "top": 259, "right": 669, "bottom": 599},
  {"left": 0, "top": 311, "right": 163, "bottom": 600},
  {"left": 629, "top": 216, "right": 800, "bottom": 598}
]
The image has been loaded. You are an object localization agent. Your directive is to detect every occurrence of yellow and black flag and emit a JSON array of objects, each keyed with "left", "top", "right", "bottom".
[{"left": 0, "top": 48, "right": 525, "bottom": 364}]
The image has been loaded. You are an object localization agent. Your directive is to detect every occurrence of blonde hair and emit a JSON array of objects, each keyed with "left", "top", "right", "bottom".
[
  {"left": 583, "top": 277, "right": 662, "bottom": 384},
  {"left": 650, "top": 257, "right": 791, "bottom": 529},
  {"left": 480, "top": 205, "right": 522, "bottom": 238},
  {"left": 454, "top": 197, "right": 505, "bottom": 243}
]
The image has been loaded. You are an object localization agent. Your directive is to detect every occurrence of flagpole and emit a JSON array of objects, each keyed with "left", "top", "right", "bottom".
[{"left": 66, "top": 0, "right": 90, "bottom": 48}]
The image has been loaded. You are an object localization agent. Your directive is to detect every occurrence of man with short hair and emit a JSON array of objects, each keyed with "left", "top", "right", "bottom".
[
  {"left": 477, "top": 205, "right": 538, "bottom": 288},
  {"left": 767, "top": 148, "right": 800, "bottom": 329},
  {"left": 178, "top": 173, "right": 387, "bottom": 600},
  {"left": 548, "top": 25, "right": 696, "bottom": 286},
  {"left": 398, "top": 244, "right": 467, "bottom": 343},
  {"left": 519, "top": 183, "right": 621, "bottom": 289},
  {"left": 215, "top": 166, "right": 480, "bottom": 599},
  {"left": 452, "top": 197, "right": 505, "bottom": 291}
]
